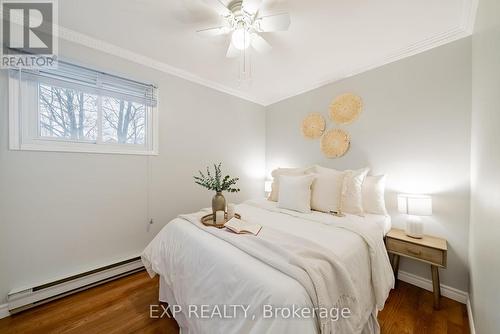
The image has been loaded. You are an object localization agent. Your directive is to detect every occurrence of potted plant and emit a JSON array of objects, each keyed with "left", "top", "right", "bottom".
[{"left": 194, "top": 163, "right": 240, "bottom": 215}]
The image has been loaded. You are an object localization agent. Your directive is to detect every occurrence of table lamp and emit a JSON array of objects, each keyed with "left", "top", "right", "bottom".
[
  {"left": 264, "top": 180, "right": 272, "bottom": 195},
  {"left": 397, "top": 194, "right": 432, "bottom": 238}
]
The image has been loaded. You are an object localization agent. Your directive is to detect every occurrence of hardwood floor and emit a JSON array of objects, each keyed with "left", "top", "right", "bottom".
[
  {"left": 0, "top": 272, "right": 178, "bottom": 334},
  {"left": 379, "top": 282, "right": 469, "bottom": 334},
  {"left": 0, "top": 271, "right": 468, "bottom": 334}
]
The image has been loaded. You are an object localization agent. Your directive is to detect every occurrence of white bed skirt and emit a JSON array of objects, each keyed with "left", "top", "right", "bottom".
[
  {"left": 158, "top": 275, "right": 380, "bottom": 334},
  {"left": 159, "top": 276, "right": 190, "bottom": 332}
]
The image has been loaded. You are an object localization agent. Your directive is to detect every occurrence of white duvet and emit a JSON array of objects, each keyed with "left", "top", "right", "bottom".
[{"left": 142, "top": 199, "right": 394, "bottom": 334}]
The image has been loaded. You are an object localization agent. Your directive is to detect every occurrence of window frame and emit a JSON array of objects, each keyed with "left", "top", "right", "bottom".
[{"left": 8, "top": 65, "right": 159, "bottom": 156}]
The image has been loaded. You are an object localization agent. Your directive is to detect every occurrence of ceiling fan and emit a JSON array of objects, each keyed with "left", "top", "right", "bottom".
[{"left": 197, "top": 0, "right": 291, "bottom": 58}]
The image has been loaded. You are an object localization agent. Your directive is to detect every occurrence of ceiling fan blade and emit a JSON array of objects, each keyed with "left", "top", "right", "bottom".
[
  {"left": 256, "top": 13, "right": 291, "bottom": 32},
  {"left": 242, "top": 0, "right": 263, "bottom": 15},
  {"left": 226, "top": 42, "right": 240, "bottom": 58},
  {"left": 202, "top": 0, "right": 231, "bottom": 16},
  {"left": 251, "top": 34, "right": 272, "bottom": 53},
  {"left": 196, "top": 26, "right": 228, "bottom": 37}
]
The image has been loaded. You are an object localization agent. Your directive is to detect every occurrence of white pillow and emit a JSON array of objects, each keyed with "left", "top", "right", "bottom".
[
  {"left": 362, "top": 175, "right": 388, "bottom": 215},
  {"left": 277, "top": 174, "right": 315, "bottom": 213},
  {"left": 309, "top": 166, "right": 346, "bottom": 213},
  {"left": 340, "top": 168, "right": 369, "bottom": 215},
  {"left": 269, "top": 167, "right": 310, "bottom": 202}
]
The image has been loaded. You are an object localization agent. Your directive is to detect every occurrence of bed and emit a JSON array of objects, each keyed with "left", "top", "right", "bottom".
[{"left": 142, "top": 198, "right": 394, "bottom": 334}]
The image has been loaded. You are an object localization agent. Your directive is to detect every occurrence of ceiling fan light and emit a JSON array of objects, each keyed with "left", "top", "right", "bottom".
[{"left": 231, "top": 28, "right": 251, "bottom": 50}]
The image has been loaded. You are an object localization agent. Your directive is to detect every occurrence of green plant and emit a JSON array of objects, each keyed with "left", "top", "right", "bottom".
[{"left": 194, "top": 163, "right": 240, "bottom": 193}]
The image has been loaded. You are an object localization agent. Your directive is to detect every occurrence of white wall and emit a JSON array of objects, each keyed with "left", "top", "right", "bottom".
[
  {"left": 0, "top": 34, "right": 477, "bottom": 306},
  {"left": 266, "top": 38, "right": 471, "bottom": 292},
  {"left": 469, "top": 0, "right": 500, "bottom": 332},
  {"left": 0, "top": 40, "right": 266, "bottom": 303}
]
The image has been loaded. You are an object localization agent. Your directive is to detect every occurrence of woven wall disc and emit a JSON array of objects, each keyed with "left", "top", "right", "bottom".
[
  {"left": 320, "top": 129, "right": 350, "bottom": 158},
  {"left": 329, "top": 93, "right": 363, "bottom": 124},
  {"left": 301, "top": 113, "right": 326, "bottom": 139}
]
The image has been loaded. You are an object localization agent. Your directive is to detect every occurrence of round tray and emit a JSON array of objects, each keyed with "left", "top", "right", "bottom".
[{"left": 201, "top": 213, "right": 241, "bottom": 228}]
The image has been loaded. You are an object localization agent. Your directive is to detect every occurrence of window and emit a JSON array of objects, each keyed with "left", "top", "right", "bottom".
[{"left": 9, "top": 61, "right": 158, "bottom": 155}]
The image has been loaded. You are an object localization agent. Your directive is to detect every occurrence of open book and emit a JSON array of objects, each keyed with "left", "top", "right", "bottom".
[{"left": 224, "top": 217, "right": 262, "bottom": 236}]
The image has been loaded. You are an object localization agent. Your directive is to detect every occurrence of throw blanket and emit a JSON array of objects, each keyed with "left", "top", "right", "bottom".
[
  {"left": 178, "top": 202, "right": 394, "bottom": 334},
  {"left": 181, "top": 211, "right": 359, "bottom": 333},
  {"left": 243, "top": 199, "right": 395, "bottom": 310}
]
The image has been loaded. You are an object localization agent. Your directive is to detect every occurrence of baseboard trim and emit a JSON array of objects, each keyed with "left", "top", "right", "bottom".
[
  {"left": 467, "top": 297, "right": 476, "bottom": 334},
  {"left": 0, "top": 303, "right": 10, "bottom": 319},
  {"left": 397, "top": 270, "right": 467, "bottom": 304},
  {"left": 8, "top": 257, "right": 144, "bottom": 313},
  {"left": 0, "top": 270, "right": 474, "bottom": 325}
]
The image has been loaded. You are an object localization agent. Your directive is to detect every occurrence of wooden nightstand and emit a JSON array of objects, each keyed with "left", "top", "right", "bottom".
[{"left": 385, "top": 228, "right": 447, "bottom": 309}]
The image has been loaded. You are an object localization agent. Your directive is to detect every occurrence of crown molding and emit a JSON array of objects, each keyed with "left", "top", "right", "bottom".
[
  {"left": 264, "top": 25, "right": 472, "bottom": 106},
  {"left": 461, "top": 0, "right": 479, "bottom": 33},
  {"left": 261, "top": 0, "right": 478, "bottom": 105},
  {"left": 57, "top": 27, "right": 267, "bottom": 106},
  {"left": 52, "top": 0, "right": 477, "bottom": 107}
]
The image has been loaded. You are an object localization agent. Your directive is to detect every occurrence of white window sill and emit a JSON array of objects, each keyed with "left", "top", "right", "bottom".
[{"left": 10, "top": 143, "right": 159, "bottom": 156}]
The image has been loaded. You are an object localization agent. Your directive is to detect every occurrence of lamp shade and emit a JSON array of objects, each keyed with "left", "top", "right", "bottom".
[{"left": 398, "top": 194, "right": 432, "bottom": 216}]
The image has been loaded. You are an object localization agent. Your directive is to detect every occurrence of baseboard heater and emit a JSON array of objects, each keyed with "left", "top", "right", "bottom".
[{"left": 7, "top": 257, "right": 144, "bottom": 314}]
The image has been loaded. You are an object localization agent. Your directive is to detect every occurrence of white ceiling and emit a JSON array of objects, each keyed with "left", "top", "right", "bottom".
[{"left": 58, "top": 0, "right": 477, "bottom": 105}]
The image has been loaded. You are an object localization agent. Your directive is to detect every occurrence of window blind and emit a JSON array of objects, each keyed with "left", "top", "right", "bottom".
[{"left": 13, "top": 61, "right": 158, "bottom": 106}]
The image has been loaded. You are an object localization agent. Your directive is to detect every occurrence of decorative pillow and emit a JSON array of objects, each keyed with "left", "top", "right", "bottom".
[
  {"left": 309, "top": 165, "right": 346, "bottom": 213},
  {"left": 340, "top": 167, "right": 369, "bottom": 215},
  {"left": 277, "top": 175, "right": 315, "bottom": 213},
  {"left": 362, "top": 175, "right": 388, "bottom": 215},
  {"left": 269, "top": 167, "right": 310, "bottom": 202}
]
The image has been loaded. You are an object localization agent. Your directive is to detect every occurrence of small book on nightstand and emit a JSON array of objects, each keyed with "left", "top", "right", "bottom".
[{"left": 224, "top": 217, "right": 262, "bottom": 235}]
